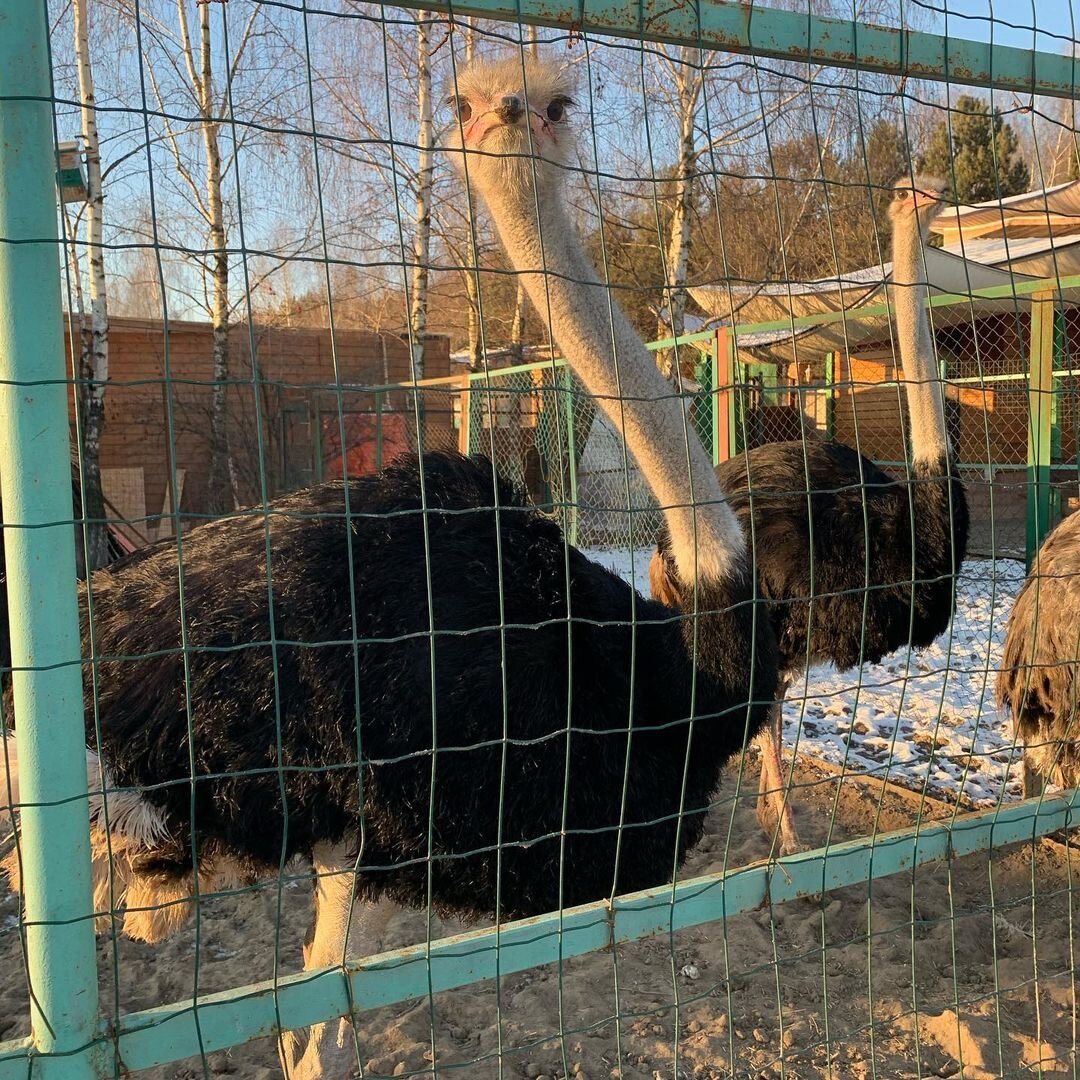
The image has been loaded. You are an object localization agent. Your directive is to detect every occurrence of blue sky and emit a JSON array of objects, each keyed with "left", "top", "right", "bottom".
[{"left": 923, "top": 0, "right": 1079, "bottom": 51}]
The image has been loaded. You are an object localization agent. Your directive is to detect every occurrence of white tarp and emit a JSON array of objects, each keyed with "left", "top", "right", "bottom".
[
  {"left": 937, "top": 179, "right": 1080, "bottom": 243},
  {"left": 689, "top": 182, "right": 1080, "bottom": 363}
]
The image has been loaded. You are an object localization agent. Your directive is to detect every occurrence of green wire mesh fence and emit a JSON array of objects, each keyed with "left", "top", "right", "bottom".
[{"left": 4, "top": 2, "right": 1080, "bottom": 1080}]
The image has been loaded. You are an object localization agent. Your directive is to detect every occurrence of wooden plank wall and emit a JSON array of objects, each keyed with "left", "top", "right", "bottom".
[
  {"left": 832, "top": 314, "right": 1031, "bottom": 466},
  {"left": 63, "top": 317, "right": 452, "bottom": 536}
]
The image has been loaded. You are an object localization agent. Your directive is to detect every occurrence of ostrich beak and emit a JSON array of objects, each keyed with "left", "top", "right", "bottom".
[
  {"left": 462, "top": 108, "right": 555, "bottom": 150},
  {"left": 463, "top": 111, "right": 503, "bottom": 147}
]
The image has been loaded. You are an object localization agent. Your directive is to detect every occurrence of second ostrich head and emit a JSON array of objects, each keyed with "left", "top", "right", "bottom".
[
  {"left": 888, "top": 175, "right": 947, "bottom": 237},
  {"left": 445, "top": 56, "right": 577, "bottom": 200}
]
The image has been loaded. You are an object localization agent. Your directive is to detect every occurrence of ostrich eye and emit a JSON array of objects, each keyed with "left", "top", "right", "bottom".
[
  {"left": 546, "top": 99, "right": 566, "bottom": 122},
  {"left": 452, "top": 98, "right": 473, "bottom": 123}
]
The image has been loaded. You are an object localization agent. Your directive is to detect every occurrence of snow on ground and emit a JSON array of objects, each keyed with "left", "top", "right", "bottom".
[{"left": 586, "top": 548, "right": 1027, "bottom": 808}]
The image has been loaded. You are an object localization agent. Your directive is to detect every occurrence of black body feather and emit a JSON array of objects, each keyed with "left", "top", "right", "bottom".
[
  {"left": 9, "top": 452, "right": 775, "bottom": 922},
  {"left": 657, "top": 440, "right": 969, "bottom": 675}
]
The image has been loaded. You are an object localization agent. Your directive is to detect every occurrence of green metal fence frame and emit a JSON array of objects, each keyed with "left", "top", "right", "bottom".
[
  {"left": 0, "top": 6, "right": 100, "bottom": 1080},
  {"left": 4, "top": 2, "right": 1080, "bottom": 1077},
  {"left": 357, "top": 286, "right": 1069, "bottom": 563}
]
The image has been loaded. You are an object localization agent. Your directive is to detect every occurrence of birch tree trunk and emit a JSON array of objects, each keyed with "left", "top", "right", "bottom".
[
  {"left": 197, "top": 1, "right": 233, "bottom": 514},
  {"left": 73, "top": 0, "right": 111, "bottom": 569},
  {"left": 465, "top": 282, "right": 483, "bottom": 370},
  {"left": 656, "top": 50, "right": 701, "bottom": 383},
  {"left": 509, "top": 287, "right": 527, "bottom": 362},
  {"left": 1049, "top": 96, "right": 1079, "bottom": 184},
  {"left": 409, "top": 11, "right": 434, "bottom": 383}
]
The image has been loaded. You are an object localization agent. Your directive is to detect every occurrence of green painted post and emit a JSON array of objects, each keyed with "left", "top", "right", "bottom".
[
  {"left": 823, "top": 352, "right": 836, "bottom": 440},
  {"left": 710, "top": 331, "right": 721, "bottom": 467},
  {"left": 0, "top": 5, "right": 100, "bottom": 1079},
  {"left": 1027, "top": 294, "right": 1054, "bottom": 568},
  {"left": 388, "top": 0, "right": 1080, "bottom": 102},
  {"left": 1050, "top": 310, "right": 1065, "bottom": 528},
  {"left": 563, "top": 368, "right": 578, "bottom": 547}
]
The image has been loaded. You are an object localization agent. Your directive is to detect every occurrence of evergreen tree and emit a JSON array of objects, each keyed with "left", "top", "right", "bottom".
[
  {"left": 919, "top": 95, "right": 1029, "bottom": 202},
  {"left": 835, "top": 120, "right": 911, "bottom": 262}
]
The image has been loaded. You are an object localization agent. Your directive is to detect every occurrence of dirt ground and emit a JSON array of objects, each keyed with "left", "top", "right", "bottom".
[{"left": 2, "top": 756, "right": 1078, "bottom": 1080}]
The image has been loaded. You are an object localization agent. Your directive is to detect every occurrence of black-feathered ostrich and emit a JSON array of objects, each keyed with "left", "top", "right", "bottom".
[
  {"left": 649, "top": 177, "right": 970, "bottom": 853},
  {"left": 0, "top": 62, "right": 777, "bottom": 1080},
  {"left": 997, "top": 511, "right": 1080, "bottom": 798}
]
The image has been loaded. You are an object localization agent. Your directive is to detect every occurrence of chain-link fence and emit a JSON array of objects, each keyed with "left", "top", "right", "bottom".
[{"left": 460, "top": 362, "right": 668, "bottom": 551}]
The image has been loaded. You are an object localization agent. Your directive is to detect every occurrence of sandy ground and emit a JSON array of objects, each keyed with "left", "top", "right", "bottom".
[{"left": 3, "top": 756, "right": 1078, "bottom": 1080}]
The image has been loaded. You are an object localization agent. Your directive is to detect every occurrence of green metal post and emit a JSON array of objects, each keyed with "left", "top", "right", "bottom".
[
  {"left": 563, "top": 368, "right": 578, "bottom": 547},
  {"left": 710, "top": 332, "right": 720, "bottom": 467},
  {"left": 1027, "top": 294, "right": 1054, "bottom": 568},
  {"left": 727, "top": 335, "right": 739, "bottom": 460},
  {"left": 1050, "top": 310, "right": 1064, "bottom": 528},
  {"left": 0, "top": 5, "right": 100, "bottom": 1079},
  {"left": 824, "top": 352, "right": 836, "bottom": 440}
]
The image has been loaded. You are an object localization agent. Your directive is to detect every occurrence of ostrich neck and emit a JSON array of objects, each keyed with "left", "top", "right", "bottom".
[
  {"left": 891, "top": 220, "right": 949, "bottom": 465},
  {"left": 485, "top": 181, "right": 745, "bottom": 582}
]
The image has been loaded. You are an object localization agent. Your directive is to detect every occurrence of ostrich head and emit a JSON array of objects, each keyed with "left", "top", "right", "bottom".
[
  {"left": 444, "top": 56, "right": 577, "bottom": 199},
  {"left": 888, "top": 174, "right": 947, "bottom": 235}
]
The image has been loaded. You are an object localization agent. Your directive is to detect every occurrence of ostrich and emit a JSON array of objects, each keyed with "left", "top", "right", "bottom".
[
  {"left": 443, "top": 52, "right": 967, "bottom": 855},
  {"left": 645, "top": 178, "right": 970, "bottom": 853},
  {"left": 0, "top": 73, "right": 777, "bottom": 1080},
  {"left": 997, "top": 511, "right": 1080, "bottom": 798}
]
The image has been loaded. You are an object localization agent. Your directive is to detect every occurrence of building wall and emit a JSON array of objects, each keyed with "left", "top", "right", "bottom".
[
  {"left": 64, "top": 317, "right": 452, "bottom": 540},
  {"left": 832, "top": 313, "right": 1031, "bottom": 467}
]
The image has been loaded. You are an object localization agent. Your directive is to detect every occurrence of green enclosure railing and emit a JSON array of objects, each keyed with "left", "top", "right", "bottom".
[
  {"left": 344, "top": 282, "right": 1070, "bottom": 565},
  {"left": 3, "top": 2, "right": 1080, "bottom": 1079}
]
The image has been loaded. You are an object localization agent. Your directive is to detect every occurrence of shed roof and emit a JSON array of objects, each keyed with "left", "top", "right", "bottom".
[{"left": 689, "top": 182, "right": 1080, "bottom": 364}]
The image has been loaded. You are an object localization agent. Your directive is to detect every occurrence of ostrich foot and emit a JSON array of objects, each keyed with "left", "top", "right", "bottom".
[
  {"left": 278, "top": 1029, "right": 303, "bottom": 1078},
  {"left": 755, "top": 789, "right": 803, "bottom": 858},
  {"left": 280, "top": 1018, "right": 354, "bottom": 1080},
  {"left": 1022, "top": 761, "right": 1045, "bottom": 800},
  {"left": 280, "top": 845, "right": 398, "bottom": 1080}
]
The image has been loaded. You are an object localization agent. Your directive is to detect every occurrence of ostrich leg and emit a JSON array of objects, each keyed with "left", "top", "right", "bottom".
[
  {"left": 280, "top": 839, "right": 394, "bottom": 1080},
  {"left": 756, "top": 678, "right": 800, "bottom": 856},
  {"left": 1021, "top": 741, "right": 1045, "bottom": 800}
]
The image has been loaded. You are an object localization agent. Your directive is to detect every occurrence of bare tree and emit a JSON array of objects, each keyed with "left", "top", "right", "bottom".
[
  {"left": 114, "top": 0, "right": 312, "bottom": 513},
  {"left": 409, "top": 11, "right": 435, "bottom": 382},
  {"left": 459, "top": 18, "right": 485, "bottom": 369},
  {"left": 72, "top": 0, "right": 112, "bottom": 567},
  {"left": 109, "top": 206, "right": 165, "bottom": 318},
  {"left": 183, "top": 0, "right": 231, "bottom": 511},
  {"left": 654, "top": 47, "right": 702, "bottom": 379},
  {"left": 1047, "top": 96, "right": 1078, "bottom": 186}
]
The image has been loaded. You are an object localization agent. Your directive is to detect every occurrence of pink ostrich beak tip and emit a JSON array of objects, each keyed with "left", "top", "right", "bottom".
[{"left": 463, "top": 114, "right": 499, "bottom": 147}]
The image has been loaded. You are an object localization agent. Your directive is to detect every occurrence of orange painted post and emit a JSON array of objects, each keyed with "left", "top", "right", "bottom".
[
  {"left": 457, "top": 375, "right": 472, "bottom": 456},
  {"left": 712, "top": 327, "right": 736, "bottom": 466}
]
